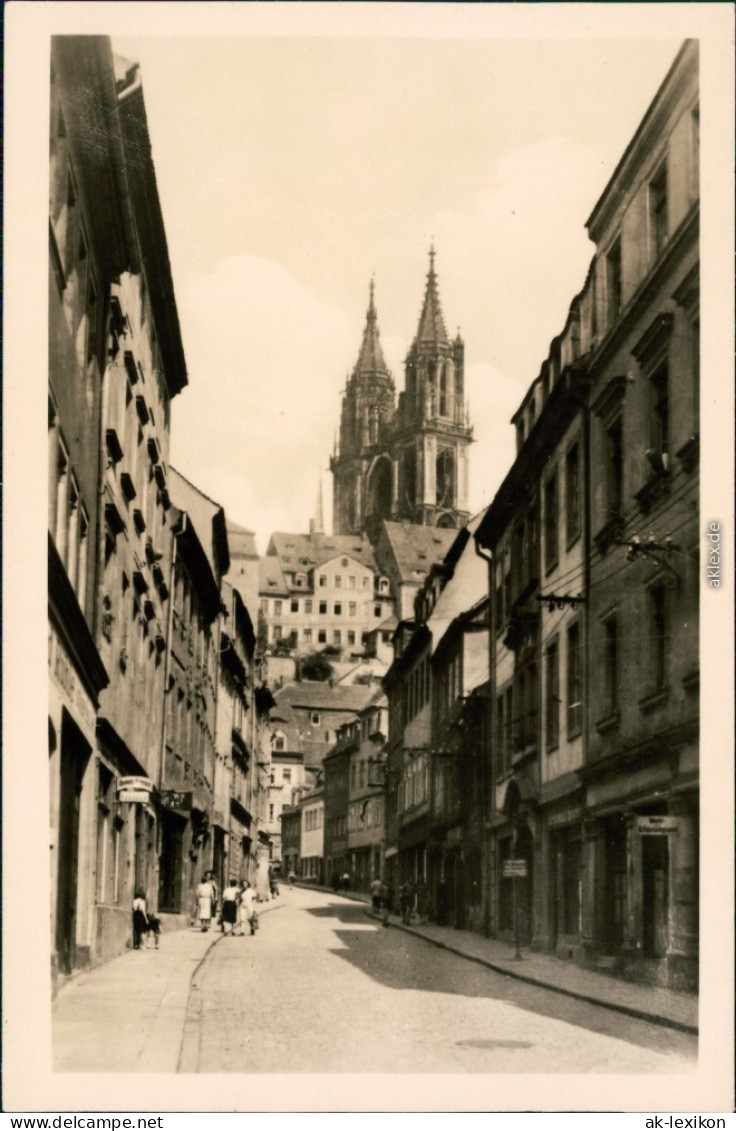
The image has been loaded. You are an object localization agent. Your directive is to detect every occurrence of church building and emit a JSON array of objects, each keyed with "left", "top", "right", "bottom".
[{"left": 330, "top": 250, "right": 473, "bottom": 540}]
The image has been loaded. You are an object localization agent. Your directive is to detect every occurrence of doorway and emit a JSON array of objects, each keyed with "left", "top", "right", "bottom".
[{"left": 56, "top": 714, "right": 91, "bottom": 974}]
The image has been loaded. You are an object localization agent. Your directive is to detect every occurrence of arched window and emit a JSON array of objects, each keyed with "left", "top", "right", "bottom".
[
  {"left": 436, "top": 448, "right": 455, "bottom": 507},
  {"left": 367, "top": 458, "right": 392, "bottom": 519},
  {"left": 439, "top": 364, "right": 448, "bottom": 416}
]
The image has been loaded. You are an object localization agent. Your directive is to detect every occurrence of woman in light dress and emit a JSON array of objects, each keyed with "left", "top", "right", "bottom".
[
  {"left": 238, "top": 880, "right": 258, "bottom": 936},
  {"left": 196, "top": 874, "right": 215, "bottom": 931},
  {"left": 220, "top": 879, "right": 240, "bottom": 935}
]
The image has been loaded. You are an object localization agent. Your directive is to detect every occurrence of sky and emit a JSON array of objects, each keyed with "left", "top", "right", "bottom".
[{"left": 112, "top": 30, "right": 684, "bottom": 553}]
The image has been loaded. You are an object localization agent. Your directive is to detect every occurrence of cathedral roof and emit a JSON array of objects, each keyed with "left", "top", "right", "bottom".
[
  {"left": 352, "top": 279, "right": 392, "bottom": 382},
  {"left": 413, "top": 246, "right": 449, "bottom": 348}
]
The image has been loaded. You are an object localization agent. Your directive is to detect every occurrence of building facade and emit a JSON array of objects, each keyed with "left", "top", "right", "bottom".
[{"left": 475, "top": 40, "right": 699, "bottom": 989}]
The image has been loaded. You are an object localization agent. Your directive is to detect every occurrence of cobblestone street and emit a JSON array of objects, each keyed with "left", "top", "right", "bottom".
[{"left": 181, "top": 887, "right": 697, "bottom": 1074}]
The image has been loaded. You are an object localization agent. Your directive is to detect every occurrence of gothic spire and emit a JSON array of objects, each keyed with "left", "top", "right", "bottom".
[
  {"left": 353, "top": 276, "right": 391, "bottom": 380},
  {"left": 414, "top": 244, "right": 449, "bottom": 347}
]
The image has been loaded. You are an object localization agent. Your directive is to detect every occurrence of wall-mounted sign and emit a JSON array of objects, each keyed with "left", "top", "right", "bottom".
[
  {"left": 503, "top": 859, "right": 528, "bottom": 878},
  {"left": 117, "top": 776, "right": 154, "bottom": 804},
  {"left": 637, "top": 816, "right": 679, "bottom": 835},
  {"left": 159, "top": 789, "right": 193, "bottom": 811}
]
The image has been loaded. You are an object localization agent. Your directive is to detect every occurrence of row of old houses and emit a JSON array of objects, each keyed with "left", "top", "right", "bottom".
[
  {"left": 281, "top": 40, "right": 699, "bottom": 990},
  {"left": 48, "top": 37, "right": 274, "bottom": 990}
]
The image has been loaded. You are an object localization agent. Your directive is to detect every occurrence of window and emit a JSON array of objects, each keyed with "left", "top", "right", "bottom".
[
  {"left": 649, "top": 360, "right": 670, "bottom": 460},
  {"left": 272, "top": 625, "right": 282, "bottom": 641},
  {"left": 606, "top": 417, "right": 623, "bottom": 515},
  {"left": 348, "top": 602, "right": 357, "bottom": 617},
  {"left": 334, "top": 630, "right": 342, "bottom": 645},
  {"left": 335, "top": 575, "right": 342, "bottom": 588},
  {"left": 310, "top": 712, "right": 320, "bottom": 725},
  {"left": 290, "top": 598, "right": 299, "bottom": 613},
  {"left": 603, "top": 614, "right": 619, "bottom": 716},
  {"left": 606, "top": 237, "right": 622, "bottom": 322},
  {"left": 566, "top": 443, "right": 581, "bottom": 546},
  {"left": 260, "top": 599, "right": 268, "bottom": 614},
  {"left": 545, "top": 638, "right": 560, "bottom": 751},
  {"left": 319, "top": 575, "right": 327, "bottom": 587},
  {"left": 274, "top": 735, "right": 285, "bottom": 752},
  {"left": 348, "top": 576, "right": 356, "bottom": 589},
  {"left": 303, "top": 628, "right": 312, "bottom": 643},
  {"left": 318, "top": 630, "right": 326, "bottom": 644},
  {"left": 319, "top": 601, "right": 327, "bottom": 615},
  {"left": 305, "top": 599, "right": 313, "bottom": 614},
  {"left": 648, "top": 586, "right": 667, "bottom": 692},
  {"left": 649, "top": 161, "right": 668, "bottom": 258},
  {"left": 544, "top": 471, "right": 558, "bottom": 572},
  {"left": 362, "top": 577, "right": 370, "bottom": 589},
  {"left": 567, "top": 621, "right": 582, "bottom": 738},
  {"left": 334, "top": 602, "right": 342, "bottom": 616},
  {"left": 269, "top": 805, "right": 275, "bottom": 821},
  {"left": 283, "top": 769, "right": 292, "bottom": 784},
  {"left": 347, "top": 630, "right": 355, "bottom": 646},
  {"left": 274, "top": 600, "right": 282, "bottom": 616},
  {"left": 374, "top": 605, "right": 381, "bottom": 618}
]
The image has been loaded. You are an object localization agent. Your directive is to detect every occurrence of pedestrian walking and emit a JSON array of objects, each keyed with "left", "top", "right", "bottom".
[
  {"left": 238, "top": 880, "right": 258, "bottom": 936},
  {"left": 342, "top": 872, "right": 350, "bottom": 891},
  {"left": 132, "top": 889, "right": 150, "bottom": 950},
  {"left": 369, "top": 876, "right": 383, "bottom": 912},
  {"left": 220, "top": 879, "right": 240, "bottom": 935},
  {"left": 331, "top": 871, "right": 340, "bottom": 893},
  {"left": 381, "top": 880, "right": 392, "bottom": 927},
  {"left": 196, "top": 874, "right": 216, "bottom": 932},
  {"left": 204, "top": 869, "right": 219, "bottom": 923},
  {"left": 399, "top": 880, "right": 414, "bottom": 925},
  {"left": 288, "top": 870, "right": 296, "bottom": 889}
]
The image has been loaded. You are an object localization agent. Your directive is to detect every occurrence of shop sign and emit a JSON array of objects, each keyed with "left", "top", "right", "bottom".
[
  {"left": 117, "top": 775, "right": 154, "bottom": 803},
  {"left": 637, "top": 816, "right": 679, "bottom": 835},
  {"left": 48, "top": 626, "right": 96, "bottom": 735},
  {"left": 546, "top": 804, "right": 582, "bottom": 829},
  {"left": 503, "top": 858, "right": 528, "bottom": 878}
]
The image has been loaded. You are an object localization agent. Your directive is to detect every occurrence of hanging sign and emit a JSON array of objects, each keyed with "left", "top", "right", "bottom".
[
  {"left": 117, "top": 776, "right": 154, "bottom": 803},
  {"left": 637, "top": 816, "right": 679, "bottom": 835},
  {"left": 503, "top": 859, "right": 528, "bottom": 878},
  {"left": 159, "top": 789, "right": 193, "bottom": 811}
]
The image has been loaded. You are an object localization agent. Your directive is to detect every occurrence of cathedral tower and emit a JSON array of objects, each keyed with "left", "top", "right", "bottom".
[
  {"left": 394, "top": 247, "right": 472, "bottom": 529},
  {"left": 330, "top": 250, "right": 473, "bottom": 537},
  {"left": 330, "top": 279, "right": 396, "bottom": 535}
]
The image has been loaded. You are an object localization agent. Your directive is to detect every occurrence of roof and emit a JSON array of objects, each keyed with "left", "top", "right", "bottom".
[
  {"left": 274, "top": 680, "right": 376, "bottom": 714},
  {"left": 380, "top": 522, "right": 456, "bottom": 582},
  {"left": 413, "top": 247, "right": 449, "bottom": 349},
  {"left": 267, "top": 531, "right": 379, "bottom": 575},
  {"left": 259, "top": 555, "right": 289, "bottom": 596},
  {"left": 227, "top": 520, "right": 258, "bottom": 561},
  {"left": 366, "top": 613, "right": 398, "bottom": 636},
  {"left": 169, "top": 468, "right": 230, "bottom": 580},
  {"left": 352, "top": 279, "right": 393, "bottom": 381}
]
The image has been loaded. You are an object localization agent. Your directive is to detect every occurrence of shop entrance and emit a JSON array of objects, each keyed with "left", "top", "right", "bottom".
[
  {"left": 56, "top": 713, "right": 91, "bottom": 974},
  {"left": 642, "top": 835, "right": 669, "bottom": 958}
]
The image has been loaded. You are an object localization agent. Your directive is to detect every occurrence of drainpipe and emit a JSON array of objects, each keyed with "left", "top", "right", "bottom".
[{"left": 474, "top": 535, "right": 494, "bottom": 938}]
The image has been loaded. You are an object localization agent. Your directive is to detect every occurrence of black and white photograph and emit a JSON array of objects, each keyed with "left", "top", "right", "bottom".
[{"left": 3, "top": 0, "right": 734, "bottom": 1118}]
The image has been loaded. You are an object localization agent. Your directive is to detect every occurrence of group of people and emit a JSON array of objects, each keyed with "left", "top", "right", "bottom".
[
  {"left": 368, "top": 876, "right": 429, "bottom": 926},
  {"left": 196, "top": 871, "right": 259, "bottom": 936}
]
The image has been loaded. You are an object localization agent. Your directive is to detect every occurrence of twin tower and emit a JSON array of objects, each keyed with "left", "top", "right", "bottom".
[{"left": 330, "top": 249, "right": 473, "bottom": 539}]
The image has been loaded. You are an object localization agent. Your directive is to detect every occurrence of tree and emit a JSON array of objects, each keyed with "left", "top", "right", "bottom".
[{"left": 299, "top": 652, "right": 334, "bottom": 682}]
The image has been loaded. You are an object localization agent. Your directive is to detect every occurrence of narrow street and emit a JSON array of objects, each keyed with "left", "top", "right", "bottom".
[{"left": 180, "top": 887, "right": 697, "bottom": 1074}]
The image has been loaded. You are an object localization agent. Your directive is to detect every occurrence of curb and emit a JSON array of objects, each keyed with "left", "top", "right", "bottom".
[
  {"left": 290, "top": 884, "right": 697, "bottom": 1036},
  {"left": 177, "top": 897, "right": 285, "bottom": 1073}
]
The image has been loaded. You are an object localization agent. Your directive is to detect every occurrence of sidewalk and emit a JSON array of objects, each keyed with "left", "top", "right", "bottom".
[
  {"left": 52, "top": 898, "right": 283, "bottom": 1073},
  {"left": 311, "top": 884, "right": 698, "bottom": 1036}
]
